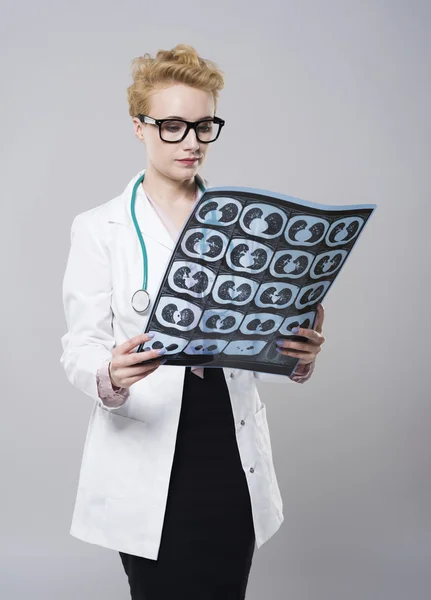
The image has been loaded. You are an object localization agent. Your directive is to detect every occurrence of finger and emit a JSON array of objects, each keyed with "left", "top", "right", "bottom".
[
  {"left": 124, "top": 356, "right": 166, "bottom": 378},
  {"left": 313, "top": 303, "right": 325, "bottom": 334},
  {"left": 275, "top": 347, "right": 313, "bottom": 363},
  {"left": 115, "top": 347, "right": 166, "bottom": 369},
  {"left": 116, "top": 332, "right": 156, "bottom": 355},
  {"left": 283, "top": 328, "right": 324, "bottom": 344},
  {"left": 276, "top": 347, "right": 317, "bottom": 360},
  {"left": 123, "top": 360, "right": 163, "bottom": 385},
  {"left": 277, "top": 339, "right": 311, "bottom": 352},
  {"left": 124, "top": 352, "right": 167, "bottom": 376},
  {"left": 128, "top": 347, "right": 168, "bottom": 366}
]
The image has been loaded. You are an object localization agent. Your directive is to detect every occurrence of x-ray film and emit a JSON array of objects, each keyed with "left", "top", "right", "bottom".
[{"left": 137, "top": 186, "right": 376, "bottom": 376}]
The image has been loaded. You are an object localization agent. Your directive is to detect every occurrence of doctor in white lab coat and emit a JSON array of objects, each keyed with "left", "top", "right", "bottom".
[{"left": 60, "top": 45, "right": 325, "bottom": 593}]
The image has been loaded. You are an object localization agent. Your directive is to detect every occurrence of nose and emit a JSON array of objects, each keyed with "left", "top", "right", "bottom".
[{"left": 182, "top": 127, "right": 200, "bottom": 151}]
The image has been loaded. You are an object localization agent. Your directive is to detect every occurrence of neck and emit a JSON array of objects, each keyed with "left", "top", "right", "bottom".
[{"left": 142, "top": 164, "right": 199, "bottom": 208}]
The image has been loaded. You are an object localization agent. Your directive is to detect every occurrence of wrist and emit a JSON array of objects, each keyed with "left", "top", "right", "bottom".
[{"left": 108, "top": 361, "right": 121, "bottom": 390}]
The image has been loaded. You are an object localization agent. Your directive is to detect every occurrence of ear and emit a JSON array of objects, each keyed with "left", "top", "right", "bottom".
[{"left": 132, "top": 117, "right": 145, "bottom": 142}]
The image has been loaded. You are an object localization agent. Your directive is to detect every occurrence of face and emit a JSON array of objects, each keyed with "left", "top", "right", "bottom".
[{"left": 132, "top": 83, "right": 215, "bottom": 182}]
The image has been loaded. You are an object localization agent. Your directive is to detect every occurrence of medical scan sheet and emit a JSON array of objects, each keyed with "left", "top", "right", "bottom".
[{"left": 137, "top": 185, "right": 376, "bottom": 377}]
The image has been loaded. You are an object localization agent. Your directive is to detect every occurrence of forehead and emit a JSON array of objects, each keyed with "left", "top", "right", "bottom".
[{"left": 149, "top": 83, "right": 214, "bottom": 119}]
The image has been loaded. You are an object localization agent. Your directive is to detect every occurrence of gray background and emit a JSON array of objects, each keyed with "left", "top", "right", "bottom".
[{"left": 1, "top": 0, "right": 430, "bottom": 598}]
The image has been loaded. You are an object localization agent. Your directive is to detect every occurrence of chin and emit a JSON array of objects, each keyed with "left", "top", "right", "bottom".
[
  {"left": 173, "top": 162, "right": 201, "bottom": 176},
  {"left": 166, "top": 170, "right": 196, "bottom": 183}
]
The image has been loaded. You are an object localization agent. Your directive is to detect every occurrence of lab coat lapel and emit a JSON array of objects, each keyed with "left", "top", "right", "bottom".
[
  {"left": 134, "top": 177, "right": 175, "bottom": 251},
  {"left": 106, "top": 169, "right": 208, "bottom": 251},
  {"left": 107, "top": 169, "right": 174, "bottom": 251}
]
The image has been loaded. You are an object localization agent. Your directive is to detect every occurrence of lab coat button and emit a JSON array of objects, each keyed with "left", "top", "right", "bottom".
[
  {"left": 240, "top": 420, "right": 245, "bottom": 426},
  {"left": 229, "top": 372, "right": 234, "bottom": 378},
  {"left": 250, "top": 467, "right": 255, "bottom": 473}
]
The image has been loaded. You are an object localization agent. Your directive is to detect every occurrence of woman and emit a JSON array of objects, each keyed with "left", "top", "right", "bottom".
[{"left": 60, "top": 44, "right": 325, "bottom": 600}]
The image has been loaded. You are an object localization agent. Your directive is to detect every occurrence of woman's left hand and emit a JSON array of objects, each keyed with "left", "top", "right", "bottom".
[{"left": 275, "top": 303, "right": 326, "bottom": 365}]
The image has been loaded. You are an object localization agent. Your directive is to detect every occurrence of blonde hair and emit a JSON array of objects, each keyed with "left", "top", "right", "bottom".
[{"left": 127, "top": 44, "right": 225, "bottom": 117}]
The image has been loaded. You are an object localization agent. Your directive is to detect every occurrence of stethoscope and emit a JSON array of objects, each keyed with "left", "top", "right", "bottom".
[{"left": 130, "top": 171, "right": 207, "bottom": 314}]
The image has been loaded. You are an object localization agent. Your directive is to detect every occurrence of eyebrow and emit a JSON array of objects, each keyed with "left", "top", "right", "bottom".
[{"left": 166, "top": 115, "right": 214, "bottom": 120}]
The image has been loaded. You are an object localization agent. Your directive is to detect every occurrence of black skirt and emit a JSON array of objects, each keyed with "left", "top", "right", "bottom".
[{"left": 120, "top": 366, "right": 256, "bottom": 600}]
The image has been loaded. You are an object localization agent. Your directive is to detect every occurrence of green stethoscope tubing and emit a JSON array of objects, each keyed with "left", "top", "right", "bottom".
[{"left": 130, "top": 171, "right": 206, "bottom": 313}]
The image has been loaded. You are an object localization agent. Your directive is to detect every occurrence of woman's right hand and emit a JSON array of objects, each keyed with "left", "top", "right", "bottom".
[{"left": 109, "top": 333, "right": 166, "bottom": 389}]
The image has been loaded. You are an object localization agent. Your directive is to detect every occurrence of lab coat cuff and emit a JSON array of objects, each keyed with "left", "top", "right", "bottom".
[{"left": 96, "top": 358, "right": 130, "bottom": 408}]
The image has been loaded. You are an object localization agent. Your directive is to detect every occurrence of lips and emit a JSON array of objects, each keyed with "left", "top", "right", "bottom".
[{"left": 177, "top": 158, "right": 199, "bottom": 163}]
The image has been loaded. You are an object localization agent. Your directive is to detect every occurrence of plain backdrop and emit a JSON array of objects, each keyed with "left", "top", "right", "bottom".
[{"left": 1, "top": 0, "right": 430, "bottom": 598}]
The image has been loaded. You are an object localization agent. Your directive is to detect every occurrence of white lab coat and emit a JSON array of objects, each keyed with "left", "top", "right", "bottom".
[{"left": 60, "top": 169, "right": 297, "bottom": 560}]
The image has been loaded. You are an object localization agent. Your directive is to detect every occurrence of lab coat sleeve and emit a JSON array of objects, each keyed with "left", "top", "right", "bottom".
[
  {"left": 252, "top": 371, "right": 295, "bottom": 384},
  {"left": 60, "top": 212, "right": 128, "bottom": 409}
]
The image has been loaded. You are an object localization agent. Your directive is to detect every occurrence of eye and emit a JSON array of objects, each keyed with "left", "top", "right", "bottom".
[
  {"left": 197, "top": 121, "right": 213, "bottom": 133},
  {"left": 165, "top": 124, "right": 182, "bottom": 132},
  {"left": 161, "top": 120, "right": 186, "bottom": 134}
]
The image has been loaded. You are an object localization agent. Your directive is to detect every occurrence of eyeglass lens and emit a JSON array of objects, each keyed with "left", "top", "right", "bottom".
[{"left": 160, "top": 120, "right": 220, "bottom": 142}]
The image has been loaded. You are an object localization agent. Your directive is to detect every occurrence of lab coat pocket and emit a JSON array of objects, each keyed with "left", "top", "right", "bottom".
[
  {"left": 253, "top": 403, "right": 275, "bottom": 487},
  {"left": 78, "top": 406, "right": 146, "bottom": 499}
]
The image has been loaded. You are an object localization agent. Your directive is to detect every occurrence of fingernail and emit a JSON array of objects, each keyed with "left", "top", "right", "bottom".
[
  {"left": 147, "top": 332, "right": 155, "bottom": 338},
  {"left": 291, "top": 327, "right": 299, "bottom": 333},
  {"left": 276, "top": 340, "right": 284, "bottom": 347},
  {"left": 160, "top": 357, "right": 168, "bottom": 364},
  {"left": 157, "top": 348, "right": 167, "bottom": 356}
]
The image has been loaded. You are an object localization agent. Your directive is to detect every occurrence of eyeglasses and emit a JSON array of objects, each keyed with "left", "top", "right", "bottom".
[{"left": 136, "top": 114, "right": 225, "bottom": 143}]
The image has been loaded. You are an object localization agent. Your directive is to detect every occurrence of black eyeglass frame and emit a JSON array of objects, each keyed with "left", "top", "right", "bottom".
[{"left": 136, "top": 114, "right": 226, "bottom": 143}]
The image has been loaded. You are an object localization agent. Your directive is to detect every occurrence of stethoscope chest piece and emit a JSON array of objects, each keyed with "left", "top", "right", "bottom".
[{"left": 131, "top": 289, "right": 150, "bottom": 314}]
